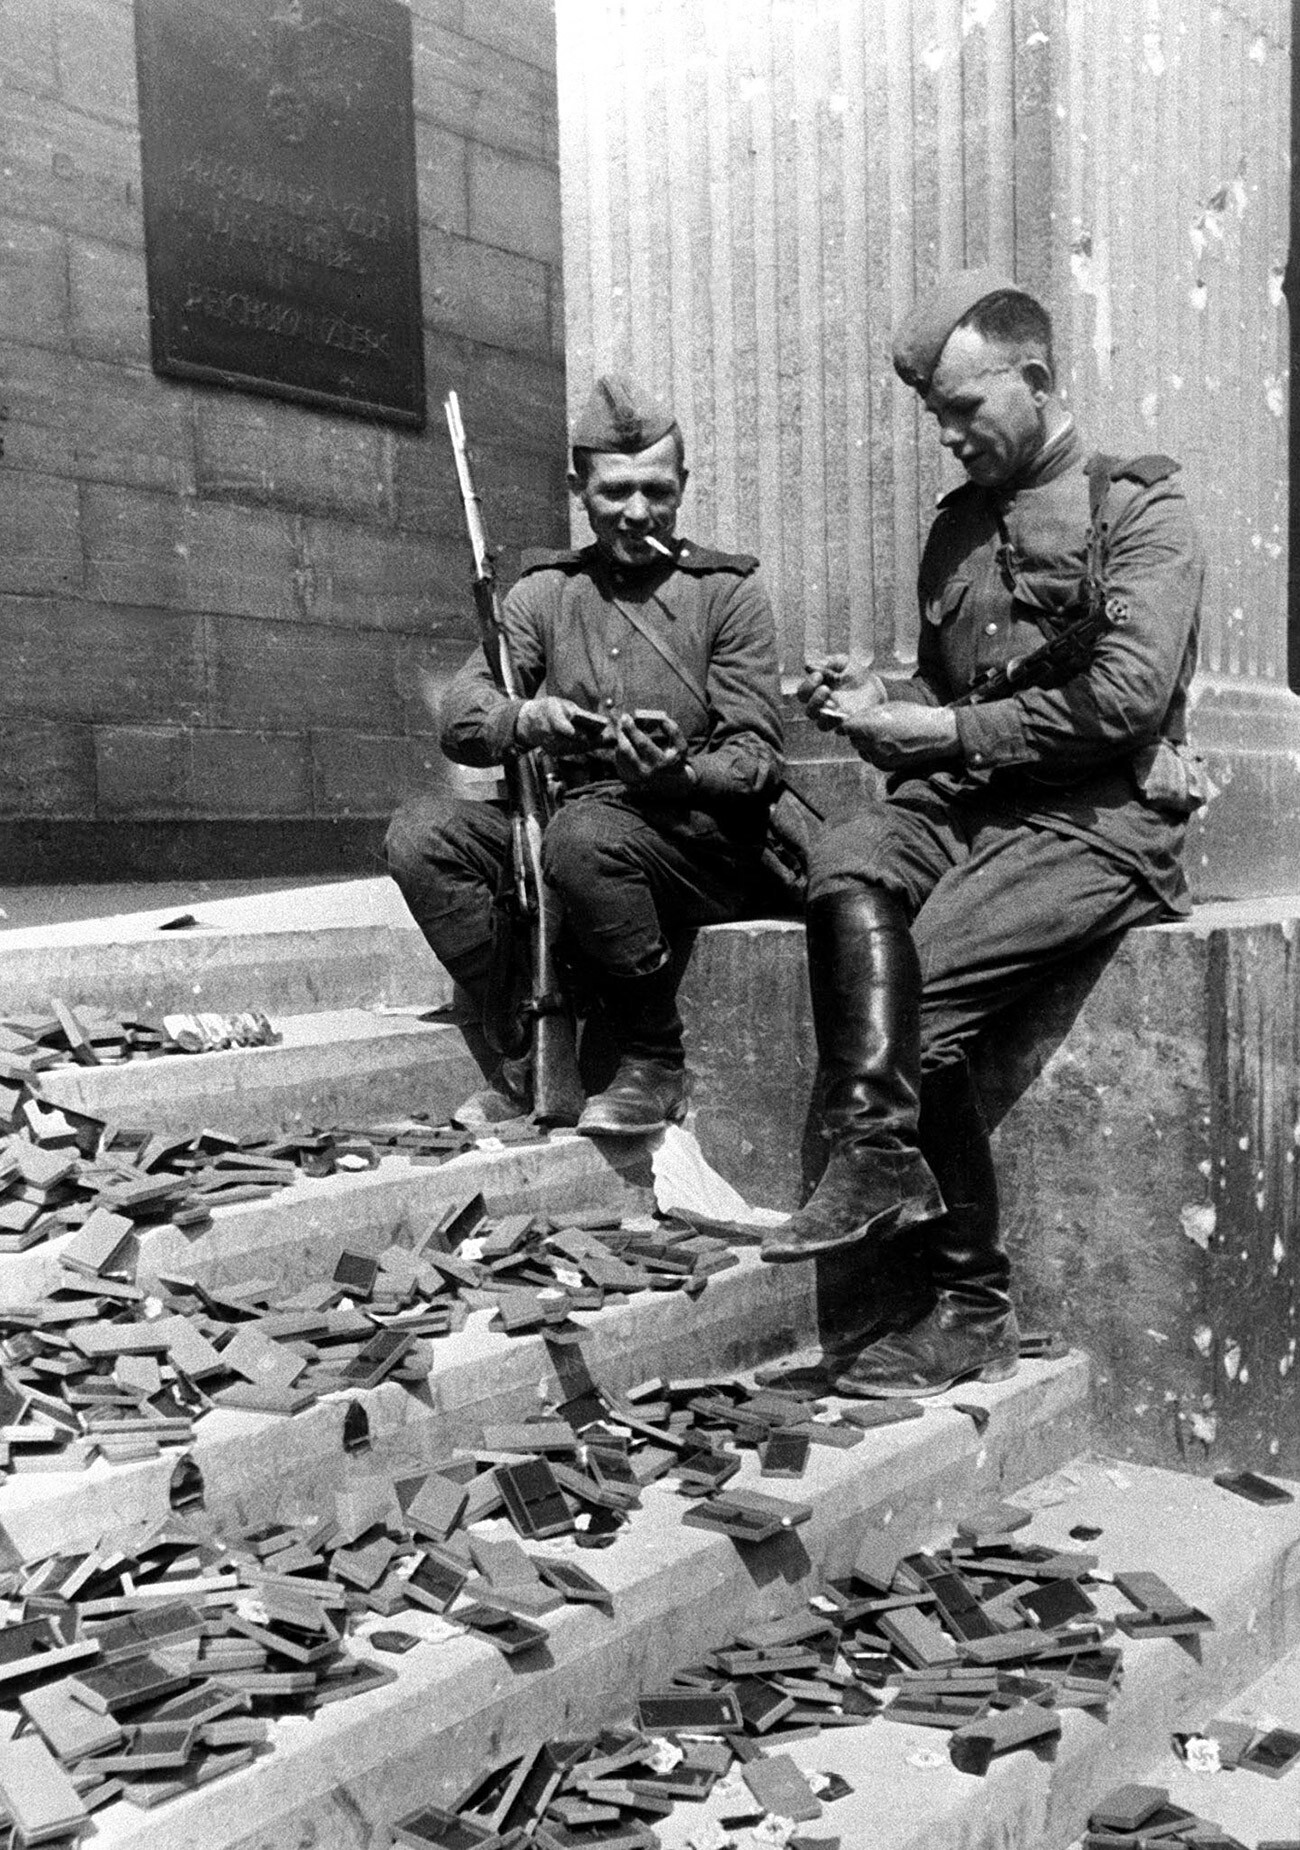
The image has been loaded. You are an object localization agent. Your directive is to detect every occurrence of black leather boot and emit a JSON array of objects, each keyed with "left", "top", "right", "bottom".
[
  {"left": 576, "top": 958, "right": 688, "bottom": 1137},
  {"left": 450, "top": 1030, "right": 532, "bottom": 1128},
  {"left": 761, "top": 887, "right": 943, "bottom": 1264},
  {"left": 435, "top": 959, "right": 535, "bottom": 1128},
  {"left": 833, "top": 1059, "right": 1020, "bottom": 1397}
]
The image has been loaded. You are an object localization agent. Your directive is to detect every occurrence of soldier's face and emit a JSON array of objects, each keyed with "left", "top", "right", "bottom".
[
  {"left": 925, "top": 328, "right": 1049, "bottom": 485},
  {"left": 573, "top": 434, "right": 687, "bottom": 567}
]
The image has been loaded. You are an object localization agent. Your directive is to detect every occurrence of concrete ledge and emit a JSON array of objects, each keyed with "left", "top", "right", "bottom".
[
  {"left": 0, "top": 1245, "right": 818, "bottom": 1568},
  {"left": 78, "top": 1354, "right": 1090, "bottom": 1850},
  {"left": 36, "top": 1011, "right": 480, "bottom": 1140},
  {"left": 678, "top": 899, "right": 1300, "bottom": 1479},
  {"left": 0, "top": 878, "right": 445, "bottom": 1017}
]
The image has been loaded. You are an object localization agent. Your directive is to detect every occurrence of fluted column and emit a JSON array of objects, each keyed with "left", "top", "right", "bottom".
[{"left": 556, "top": 0, "right": 1297, "bottom": 896}]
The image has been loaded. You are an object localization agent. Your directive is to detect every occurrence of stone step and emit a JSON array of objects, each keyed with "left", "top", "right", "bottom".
[
  {"left": 15, "top": 877, "right": 1300, "bottom": 1491},
  {"left": 34, "top": 1009, "right": 480, "bottom": 1140},
  {"left": 0, "top": 877, "right": 445, "bottom": 1019},
  {"left": 0, "top": 1131, "right": 658, "bottom": 1304},
  {"left": 0, "top": 1242, "right": 818, "bottom": 1571},
  {"left": 70, "top": 1352, "right": 1092, "bottom": 1850},
  {"left": 1074, "top": 1635, "right": 1300, "bottom": 1848},
  {"left": 645, "top": 1456, "right": 1300, "bottom": 1850}
]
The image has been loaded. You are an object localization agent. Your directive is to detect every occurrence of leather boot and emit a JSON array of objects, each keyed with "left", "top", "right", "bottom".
[
  {"left": 577, "top": 958, "right": 689, "bottom": 1138},
  {"left": 450, "top": 1037, "right": 532, "bottom": 1128},
  {"left": 442, "top": 970, "right": 534, "bottom": 1129},
  {"left": 833, "top": 1059, "right": 1020, "bottom": 1397},
  {"left": 761, "top": 887, "right": 943, "bottom": 1264}
]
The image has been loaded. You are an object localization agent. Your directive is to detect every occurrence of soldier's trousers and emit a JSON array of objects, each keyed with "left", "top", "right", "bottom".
[
  {"left": 807, "top": 780, "right": 1168, "bottom": 1071},
  {"left": 385, "top": 785, "right": 770, "bottom": 994}
]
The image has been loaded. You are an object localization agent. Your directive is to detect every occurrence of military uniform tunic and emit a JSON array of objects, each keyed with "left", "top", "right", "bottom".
[
  {"left": 810, "top": 422, "right": 1205, "bottom": 1069},
  {"left": 386, "top": 539, "right": 784, "bottom": 996},
  {"left": 442, "top": 539, "right": 783, "bottom": 815}
]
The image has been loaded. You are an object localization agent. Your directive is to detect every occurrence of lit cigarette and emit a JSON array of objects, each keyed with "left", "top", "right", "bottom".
[{"left": 643, "top": 534, "right": 676, "bottom": 558}]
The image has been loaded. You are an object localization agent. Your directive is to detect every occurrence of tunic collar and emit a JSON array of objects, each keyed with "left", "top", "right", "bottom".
[{"left": 1001, "top": 416, "right": 1082, "bottom": 495}]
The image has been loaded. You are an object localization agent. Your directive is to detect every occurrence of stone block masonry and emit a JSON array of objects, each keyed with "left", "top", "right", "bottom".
[{"left": 0, "top": 0, "right": 566, "bottom": 879}]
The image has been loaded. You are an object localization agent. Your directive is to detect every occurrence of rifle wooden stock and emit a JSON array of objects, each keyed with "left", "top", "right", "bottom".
[{"left": 444, "top": 392, "right": 585, "bottom": 1126}]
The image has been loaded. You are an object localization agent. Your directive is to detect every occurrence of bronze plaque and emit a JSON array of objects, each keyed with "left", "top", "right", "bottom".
[{"left": 134, "top": 0, "right": 425, "bottom": 427}]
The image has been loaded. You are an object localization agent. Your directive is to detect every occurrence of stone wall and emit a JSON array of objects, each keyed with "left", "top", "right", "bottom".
[{"left": 0, "top": 0, "right": 565, "bottom": 878}]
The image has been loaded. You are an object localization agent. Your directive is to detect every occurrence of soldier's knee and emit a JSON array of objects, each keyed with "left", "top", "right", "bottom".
[
  {"left": 805, "top": 814, "right": 900, "bottom": 902},
  {"left": 542, "top": 801, "right": 629, "bottom": 894},
  {"left": 384, "top": 794, "right": 461, "bottom": 883}
]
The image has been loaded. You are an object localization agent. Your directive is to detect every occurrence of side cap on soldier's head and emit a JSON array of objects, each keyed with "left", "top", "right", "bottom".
[
  {"left": 571, "top": 373, "right": 678, "bottom": 454},
  {"left": 891, "top": 266, "right": 1020, "bottom": 394}
]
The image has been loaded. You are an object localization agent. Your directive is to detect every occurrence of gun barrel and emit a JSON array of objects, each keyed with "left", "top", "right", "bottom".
[{"left": 444, "top": 391, "right": 493, "bottom": 582}]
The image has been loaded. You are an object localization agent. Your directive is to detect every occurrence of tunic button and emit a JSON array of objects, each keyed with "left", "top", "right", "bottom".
[
  {"left": 610, "top": 646, "right": 620, "bottom": 658},
  {"left": 984, "top": 623, "right": 998, "bottom": 635},
  {"left": 971, "top": 752, "right": 985, "bottom": 766}
]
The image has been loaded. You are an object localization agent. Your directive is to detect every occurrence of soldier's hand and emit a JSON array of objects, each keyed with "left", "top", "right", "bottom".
[
  {"left": 514, "top": 696, "right": 609, "bottom": 756},
  {"left": 840, "top": 702, "right": 961, "bottom": 770},
  {"left": 798, "top": 654, "right": 889, "bottom": 731},
  {"left": 612, "top": 711, "right": 693, "bottom": 793}
]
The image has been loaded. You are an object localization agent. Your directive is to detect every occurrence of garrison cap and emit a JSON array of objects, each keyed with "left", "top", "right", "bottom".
[
  {"left": 891, "top": 266, "right": 1019, "bottom": 394},
  {"left": 571, "top": 373, "right": 678, "bottom": 453}
]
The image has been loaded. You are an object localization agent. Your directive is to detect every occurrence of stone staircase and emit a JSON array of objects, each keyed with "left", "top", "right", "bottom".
[{"left": 0, "top": 878, "right": 1298, "bottom": 1850}]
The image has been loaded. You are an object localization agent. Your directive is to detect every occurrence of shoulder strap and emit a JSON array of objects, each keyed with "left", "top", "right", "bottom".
[
  {"left": 518, "top": 546, "right": 587, "bottom": 577},
  {"left": 1113, "top": 452, "right": 1181, "bottom": 488},
  {"left": 672, "top": 543, "right": 760, "bottom": 576},
  {"left": 1084, "top": 449, "right": 1181, "bottom": 525}
]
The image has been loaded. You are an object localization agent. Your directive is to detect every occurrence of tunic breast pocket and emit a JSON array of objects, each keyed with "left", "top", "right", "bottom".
[{"left": 923, "top": 578, "right": 970, "bottom": 627}]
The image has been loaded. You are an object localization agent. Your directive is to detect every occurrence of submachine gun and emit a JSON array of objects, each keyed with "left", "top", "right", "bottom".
[
  {"left": 950, "top": 583, "right": 1128, "bottom": 708},
  {"left": 443, "top": 391, "right": 585, "bottom": 1126}
]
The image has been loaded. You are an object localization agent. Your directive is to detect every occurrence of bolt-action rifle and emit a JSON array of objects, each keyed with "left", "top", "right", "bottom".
[{"left": 444, "top": 391, "right": 585, "bottom": 1126}]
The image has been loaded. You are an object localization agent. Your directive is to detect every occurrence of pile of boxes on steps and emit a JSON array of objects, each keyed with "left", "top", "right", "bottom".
[
  {"left": 0, "top": 999, "right": 278, "bottom": 1082},
  {"left": 0, "top": 1188, "right": 742, "bottom": 1461},
  {"left": 1, "top": 1329, "right": 1298, "bottom": 1846},
  {"left": 368, "top": 1455, "right": 1300, "bottom": 1850},
  {"left": 0, "top": 999, "right": 1296, "bottom": 1846}
]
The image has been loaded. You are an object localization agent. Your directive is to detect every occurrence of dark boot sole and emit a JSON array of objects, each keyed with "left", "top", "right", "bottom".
[
  {"left": 833, "top": 1352, "right": 1020, "bottom": 1400},
  {"left": 575, "top": 1120, "right": 669, "bottom": 1139},
  {"left": 574, "top": 1103, "right": 688, "bottom": 1140},
  {"left": 760, "top": 1189, "right": 942, "bottom": 1265},
  {"left": 753, "top": 1352, "right": 835, "bottom": 1391}
]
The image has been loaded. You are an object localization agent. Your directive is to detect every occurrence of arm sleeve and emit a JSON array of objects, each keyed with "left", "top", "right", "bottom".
[
  {"left": 953, "top": 482, "right": 1204, "bottom": 772},
  {"left": 880, "top": 614, "right": 949, "bottom": 709},
  {"left": 688, "top": 571, "right": 786, "bottom": 801},
  {"left": 437, "top": 579, "right": 550, "bottom": 767}
]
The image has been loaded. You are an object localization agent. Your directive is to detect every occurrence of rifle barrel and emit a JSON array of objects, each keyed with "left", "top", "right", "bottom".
[
  {"left": 444, "top": 391, "right": 522, "bottom": 701},
  {"left": 444, "top": 391, "right": 494, "bottom": 583}
]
